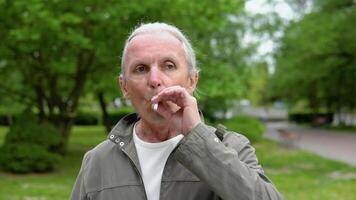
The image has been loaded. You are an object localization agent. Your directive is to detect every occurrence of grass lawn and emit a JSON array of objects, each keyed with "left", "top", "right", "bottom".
[
  {"left": 0, "top": 125, "right": 356, "bottom": 199},
  {"left": 254, "top": 142, "right": 356, "bottom": 199}
]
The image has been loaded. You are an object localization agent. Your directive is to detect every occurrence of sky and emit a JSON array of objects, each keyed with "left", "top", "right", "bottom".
[{"left": 245, "top": 0, "right": 295, "bottom": 21}]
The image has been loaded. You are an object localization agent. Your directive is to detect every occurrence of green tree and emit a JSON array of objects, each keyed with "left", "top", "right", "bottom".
[
  {"left": 0, "top": 0, "right": 130, "bottom": 153},
  {"left": 270, "top": 0, "right": 356, "bottom": 120},
  {"left": 0, "top": 0, "right": 252, "bottom": 153},
  {"left": 247, "top": 62, "right": 269, "bottom": 106}
]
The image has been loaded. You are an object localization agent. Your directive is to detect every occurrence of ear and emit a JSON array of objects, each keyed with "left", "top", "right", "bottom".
[
  {"left": 118, "top": 75, "right": 130, "bottom": 99},
  {"left": 187, "top": 72, "right": 199, "bottom": 94}
]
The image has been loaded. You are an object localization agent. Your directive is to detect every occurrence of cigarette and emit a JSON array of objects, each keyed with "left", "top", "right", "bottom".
[{"left": 151, "top": 103, "right": 158, "bottom": 111}]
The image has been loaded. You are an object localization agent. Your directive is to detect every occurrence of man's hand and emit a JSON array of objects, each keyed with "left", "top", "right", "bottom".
[{"left": 151, "top": 86, "right": 201, "bottom": 135}]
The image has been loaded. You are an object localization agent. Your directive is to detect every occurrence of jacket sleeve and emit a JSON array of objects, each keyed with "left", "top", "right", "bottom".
[
  {"left": 70, "top": 151, "right": 91, "bottom": 200},
  {"left": 173, "top": 123, "right": 284, "bottom": 200}
]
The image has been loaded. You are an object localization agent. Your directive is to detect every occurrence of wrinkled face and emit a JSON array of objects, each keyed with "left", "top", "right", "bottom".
[{"left": 119, "top": 32, "right": 198, "bottom": 125}]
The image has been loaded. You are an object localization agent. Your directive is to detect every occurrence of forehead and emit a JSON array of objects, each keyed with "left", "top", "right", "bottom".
[{"left": 124, "top": 32, "right": 187, "bottom": 64}]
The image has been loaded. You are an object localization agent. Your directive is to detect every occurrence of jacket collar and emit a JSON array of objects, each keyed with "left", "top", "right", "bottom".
[
  {"left": 107, "top": 113, "right": 139, "bottom": 144},
  {"left": 107, "top": 113, "right": 142, "bottom": 174}
]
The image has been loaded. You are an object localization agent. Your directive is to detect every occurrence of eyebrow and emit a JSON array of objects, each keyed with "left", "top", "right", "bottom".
[{"left": 161, "top": 55, "right": 179, "bottom": 64}]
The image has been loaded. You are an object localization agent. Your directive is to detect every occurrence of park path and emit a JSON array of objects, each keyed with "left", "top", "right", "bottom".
[{"left": 264, "top": 122, "right": 356, "bottom": 167}]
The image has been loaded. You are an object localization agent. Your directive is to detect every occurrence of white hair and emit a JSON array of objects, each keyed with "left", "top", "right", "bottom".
[{"left": 120, "top": 22, "right": 198, "bottom": 77}]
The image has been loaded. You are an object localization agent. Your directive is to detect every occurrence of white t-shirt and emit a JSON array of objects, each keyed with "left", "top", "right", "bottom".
[{"left": 133, "top": 124, "right": 183, "bottom": 200}]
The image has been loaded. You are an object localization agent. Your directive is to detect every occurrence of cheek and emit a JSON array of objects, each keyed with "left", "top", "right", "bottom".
[
  {"left": 128, "top": 86, "right": 143, "bottom": 97},
  {"left": 172, "top": 74, "right": 191, "bottom": 86},
  {"left": 127, "top": 78, "right": 144, "bottom": 89},
  {"left": 127, "top": 81, "right": 147, "bottom": 99}
]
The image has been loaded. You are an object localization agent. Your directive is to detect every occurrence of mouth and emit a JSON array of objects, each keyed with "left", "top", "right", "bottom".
[
  {"left": 144, "top": 90, "right": 180, "bottom": 113},
  {"left": 143, "top": 93, "right": 158, "bottom": 112}
]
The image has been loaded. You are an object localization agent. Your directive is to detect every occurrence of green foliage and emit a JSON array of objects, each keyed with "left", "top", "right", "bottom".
[
  {"left": 223, "top": 115, "right": 265, "bottom": 143},
  {"left": 107, "top": 107, "right": 135, "bottom": 126},
  {"left": 246, "top": 62, "right": 269, "bottom": 106},
  {"left": 0, "top": 112, "right": 62, "bottom": 173},
  {"left": 288, "top": 112, "right": 333, "bottom": 125},
  {"left": 0, "top": 125, "right": 106, "bottom": 199},
  {"left": 0, "top": 126, "right": 8, "bottom": 146},
  {"left": 0, "top": 114, "right": 14, "bottom": 125},
  {"left": 0, "top": 143, "right": 60, "bottom": 173},
  {"left": 4, "top": 112, "right": 61, "bottom": 151},
  {"left": 74, "top": 111, "right": 99, "bottom": 125},
  {"left": 270, "top": 0, "right": 356, "bottom": 115},
  {"left": 200, "top": 97, "right": 233, "bottom": 123},
  {"left": 0, "top": 0, "right": 251, "bottom": 153},
  {"left": 73, "top": 107, "right": 134, "bottom": 126}
]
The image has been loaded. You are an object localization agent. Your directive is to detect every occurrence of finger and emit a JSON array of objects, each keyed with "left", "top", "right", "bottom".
[
  {"left": 154, "top": 101, "right": 174, "bottom": 119},
  {"left": 151, "top": 87, "right": 189, "bottom": 107}
]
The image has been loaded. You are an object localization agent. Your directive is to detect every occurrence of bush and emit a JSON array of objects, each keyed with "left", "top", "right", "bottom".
[
  {"left": 73, "top": 108, "right": 134, "bottom": 126},
  {"left": 0, "top": 112, "right": 62, "bottom": 173},
  {"left": 288, "top": 112, "right": 333, "bottom": 126},
  {"left": 107, "top": 107, "right": 134, "bottom": 126},
  {"left": 4, "top": 113, "right": 62, "bottom": 151},
  {"left": 200, "top": 97, "right": 232, "bottom": 123},
  {"left": 223, "top": 115, "right": 265, "bottom": 143},
  {"left": 0, "top": 143, "right": 60, "bottom": 173},
  {"left": 0, "top": 113, "right": 15, "bottom": 125},
  {"left": 74, "top": 112, "right": 99, "bottom": 125}
]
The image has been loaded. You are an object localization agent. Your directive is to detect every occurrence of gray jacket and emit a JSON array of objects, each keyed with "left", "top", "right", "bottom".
[{"left": 70, "top": 113, "right": 283, "bottom": 200}]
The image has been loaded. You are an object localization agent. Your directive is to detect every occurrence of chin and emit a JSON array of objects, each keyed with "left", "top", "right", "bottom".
[{"left": 138, "top": 110, "right": 164, "bottom": 123}]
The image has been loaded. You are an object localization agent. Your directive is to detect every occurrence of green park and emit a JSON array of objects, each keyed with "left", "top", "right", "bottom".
[{"left": 0, "top": 0, "right": 355, "bottom": 199}]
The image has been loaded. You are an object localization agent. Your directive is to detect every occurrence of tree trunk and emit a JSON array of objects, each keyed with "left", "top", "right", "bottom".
[
  {"left": 50, "top": 115, "right": 75, "bottom": 155},
  {"left": 35, "top": 85, "right": 46, "bottom": 122},
  {"left": 51, "top": 49, "right": 96, "bottom": 153},
  {"left": 97, "top": 91, "right": 111, "bottom": 134}
]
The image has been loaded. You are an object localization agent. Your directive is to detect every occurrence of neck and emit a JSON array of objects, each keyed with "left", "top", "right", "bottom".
[{"left": 136, "top": 119, "right": 178, "bottom": 143}]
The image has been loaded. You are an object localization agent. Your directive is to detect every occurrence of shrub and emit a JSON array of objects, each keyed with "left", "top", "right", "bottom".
[
  {"left": 0, "top": 114, "right": 14, "bottom": 125},
  {"left": 107, "top": 107, "right": 134, "bottom": 126},
  {"left": 223, "top": 115, "right": 265, "bottom": 143},
  {"left": 74, "top": 112, "right": 99, "bottom": 125},
  {"left": 288, "top": 112, "right": 333, "bottom": 126},
  {"left": 4, "top": 113, "right": 62, "bottom": 151},
  {"left": 0, "top": 112, "right": 62, "bottom": 173},
  {"left": 0, "top": 143, "right": 60, "bottom": 173},
  {"left": 200, "top": 97, "right": 232, "bottom": 123}
]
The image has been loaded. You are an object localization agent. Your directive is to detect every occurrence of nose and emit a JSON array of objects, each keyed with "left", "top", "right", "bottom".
[{"left": 148, "top": 67, "right": 162, "bottom": 89}]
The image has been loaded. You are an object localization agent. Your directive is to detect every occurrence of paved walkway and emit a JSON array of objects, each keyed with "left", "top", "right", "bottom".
[{"left": 264, "top": 122, "right": 356, "bottom": 167}]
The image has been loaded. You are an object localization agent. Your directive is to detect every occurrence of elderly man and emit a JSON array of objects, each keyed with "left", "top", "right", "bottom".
[{"left": 71, "top": 22, "right": 283, "bottom": 200}]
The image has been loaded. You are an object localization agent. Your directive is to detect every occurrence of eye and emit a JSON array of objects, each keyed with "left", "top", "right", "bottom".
[
  {"left": 165, "top": 62, "right": 176, "bottom": 70},
  {"left": 134, "top": 65, "right": 148, "bottom": 73}
]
